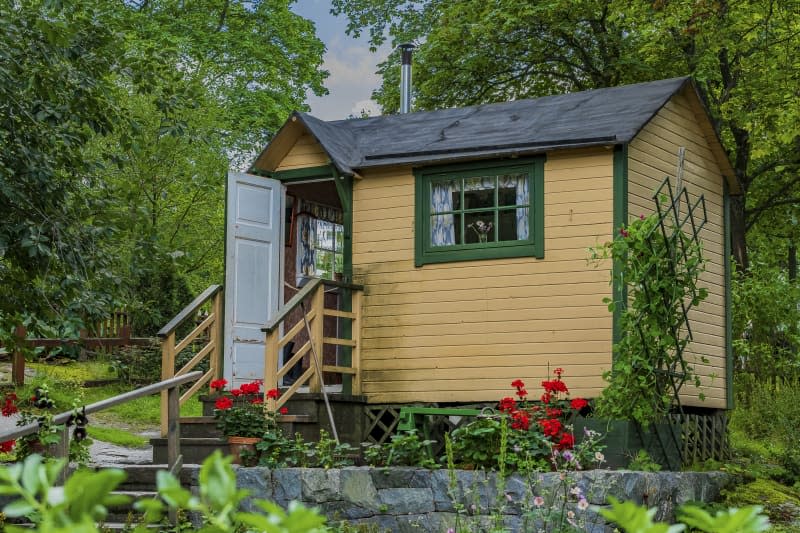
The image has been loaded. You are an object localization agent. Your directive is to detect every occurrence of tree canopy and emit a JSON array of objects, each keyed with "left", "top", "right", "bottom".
[
  {"left": 333, "top": 0, "right": 800, "bottom": 274},
  {"left": 0, "top": 0, "right": 327, "bottom": 336}
]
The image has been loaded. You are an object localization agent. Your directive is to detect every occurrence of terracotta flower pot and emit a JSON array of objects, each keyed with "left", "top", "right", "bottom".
[{"left": 227, "top": 436, "right": 261, "bottom": 465}]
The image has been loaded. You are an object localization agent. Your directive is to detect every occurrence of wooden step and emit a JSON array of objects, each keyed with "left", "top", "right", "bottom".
[{"left": 150, "top": 437, "right": 227, "bottom": 464}]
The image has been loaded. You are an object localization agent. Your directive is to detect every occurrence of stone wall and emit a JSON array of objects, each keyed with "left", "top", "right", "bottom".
[{"left": 184, "top": 466, "right": 730, "bottom": 532}]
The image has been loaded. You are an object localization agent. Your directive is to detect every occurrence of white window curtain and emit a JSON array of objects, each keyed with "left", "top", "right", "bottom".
[
  {"left": 500, "top": 175, "right": 529, "bottom": 240},
  {"left": 431, "top": 182, "right": 456, "bottom": 246}
]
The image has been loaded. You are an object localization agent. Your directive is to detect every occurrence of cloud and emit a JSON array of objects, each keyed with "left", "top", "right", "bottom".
[{"left": 306, "top": 36, "right": 392, "bottom": 120}]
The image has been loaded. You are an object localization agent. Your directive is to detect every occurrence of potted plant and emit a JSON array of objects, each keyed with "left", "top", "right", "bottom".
[{"left": 213, "top": 380, "right": 284, "bottom": 464}]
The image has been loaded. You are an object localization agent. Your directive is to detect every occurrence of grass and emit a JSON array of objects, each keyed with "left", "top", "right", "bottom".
[{"left": 87, "top": 426, "right": 149, "bottom": 448}]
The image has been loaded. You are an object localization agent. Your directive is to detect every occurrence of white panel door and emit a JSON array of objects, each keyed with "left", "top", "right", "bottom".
[{"left": 224, "top": 171, "right": 283, "bottom": 388}]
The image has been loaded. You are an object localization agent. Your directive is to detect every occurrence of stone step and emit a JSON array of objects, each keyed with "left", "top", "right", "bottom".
[
  {"left": 103, "top": 490, "right": 157, "bottom": 523},
  {"left": 91, "top": 463, "right": 193, "bottom": 490}
]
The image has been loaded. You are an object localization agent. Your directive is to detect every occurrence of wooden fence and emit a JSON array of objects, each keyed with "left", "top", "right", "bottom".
[{"left": 3, "top": 323, "right": 152, "bottom": 386}]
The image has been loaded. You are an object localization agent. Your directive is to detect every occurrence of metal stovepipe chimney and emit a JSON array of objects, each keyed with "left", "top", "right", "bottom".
[{"left": 399, "top": 43, "right": 415, "bottom": 114}]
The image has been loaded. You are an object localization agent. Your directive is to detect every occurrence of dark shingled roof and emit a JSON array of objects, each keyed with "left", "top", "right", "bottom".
[{"left": 286, "top": 77, "right": 693, "bottom": 176}]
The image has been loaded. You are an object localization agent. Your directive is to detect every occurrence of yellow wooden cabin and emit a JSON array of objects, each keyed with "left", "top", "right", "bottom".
[{"left": 221, "top": 77, "right": 736, "bottom": 436}]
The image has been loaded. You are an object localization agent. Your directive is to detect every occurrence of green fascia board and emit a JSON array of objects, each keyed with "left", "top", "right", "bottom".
[
  {"left": 269, "top": 165, "right": 335, "bottom": 182},
  {"left": 612, "top": 144, "right": 629, "bottom": 350},
  {"left": 414, "top": 156, "right": 545, "bottom": 267},
  {"left": 724, "top": 181, "right": 733, "bottom": 410}
]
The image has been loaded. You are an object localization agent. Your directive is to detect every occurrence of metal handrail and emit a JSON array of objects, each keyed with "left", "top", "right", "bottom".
[
  {"left": 0, "top": 372, "right": 202, "bottom": 443},
  {"left": 0, "top": 370, "right": 201, "bottom": 496}
]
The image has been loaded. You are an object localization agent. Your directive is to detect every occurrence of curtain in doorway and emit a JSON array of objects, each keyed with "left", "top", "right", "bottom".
[{"left": 296, "top": 214, "right": 316, "bottom": 286}]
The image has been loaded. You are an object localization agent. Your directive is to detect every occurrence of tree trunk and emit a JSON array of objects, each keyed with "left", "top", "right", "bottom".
[{"left": 730, "top": 195, "right": 748, "bottom": 272}]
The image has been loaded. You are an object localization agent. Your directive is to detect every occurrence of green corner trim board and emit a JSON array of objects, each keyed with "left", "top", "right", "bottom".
[
  {"left": 724, "top": 181, "right": 733, "bottom": 410},
  {"left": 612, "top": 144, "right": 629, "bottom": 350}
]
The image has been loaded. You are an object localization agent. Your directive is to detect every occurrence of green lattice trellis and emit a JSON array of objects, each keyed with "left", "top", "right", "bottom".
[{"left": 621, "top": 177, "right": 707, "bottom": 468}]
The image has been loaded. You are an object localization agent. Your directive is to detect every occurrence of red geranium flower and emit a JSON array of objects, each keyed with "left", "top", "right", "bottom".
[
  {"left": 214, "top": 396, "right": 233, "bottom": 410},
  {"left": 511, "top": 379, "right": 525, "bottom": 389},
  {"left": 240, "top": 382, "right": 260, "bottom": 395},
  {"left": 546, "top": 407, "right": 563, "bottom": 418},
  {"left": 539, "top": 418, "right": 562, "bottom": 437},
  {"left": 266, "top": 388, "right": 280, "bottom": 399},
  {"left": 231, "top": 388, "right": 243, "bottom": 397},
  {"left": 0, "top": 440, "right": 15, "bottom": 453},
  {"left": 498, "top": 396, "right": 517, "bottom": 412},
  {"left": 571, "top": 398, "right": 589, "bottom": 410},
  {"left": 510, "top": 411, "right": 530, "bottom": 431},
  {"left": 250, "top": 397, "right": 264, "bottom": 405},
  {"left": 279, "top": 407, "right": 289, "bottom": 415},
  {"left": 541, "top": 392, "right": 552, "bottom": 404},
  {"left": 516, "top": 388, "right": 528, "bottom": 398},
  {"left": 554, "top": 368, "right": 564, "bottom": 378},
  {"left": 209, "top": 379, "right": 228, "bottom": 391},
  {"left": 557, "top": 432, "right": 575, "bottom": 450},
  {"left": 541, "top": 379, "right": 568, "bottom": 394}
]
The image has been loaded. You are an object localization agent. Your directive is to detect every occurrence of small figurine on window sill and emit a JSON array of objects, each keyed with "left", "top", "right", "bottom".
[{"left": 468, "top": 220, "right": 493, "bottom": 243}]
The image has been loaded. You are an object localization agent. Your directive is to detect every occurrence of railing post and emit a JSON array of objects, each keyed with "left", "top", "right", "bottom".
[
  {"left": 12, "top": 325, "right": 26, "bottom": 387},
  {"left": 351, "top": 289, "right": 363, "bottom": 395},
  {"left": 160, "top": 332, "right": 176, "bottom": 437},
  {"left": 166, "top": 384, "right": 181, "bottom": 526},
  {"left": 54, "top": 427, "right": 70, "bottom": 484},
  {"left": 264, "top": 326, "right": 280, "bottom": 411},
  {"left": 309, "top": 284, "right": 325, "bottom": 393},
  {"left": 210, "top": 289, "right": 223, "bottom": 383}
]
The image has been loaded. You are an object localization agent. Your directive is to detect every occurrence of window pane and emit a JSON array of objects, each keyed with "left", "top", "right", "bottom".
[
  {"left": 315, "top": 249, "right": 334, "bottom": 279},
  {"left": 464, "top": 177, "right": 495, "bottom": 209},
  {"left": 334, "top": 224, "right": 343, "bottom": 252},
  {"left": 498, "top": 173, "right": 528, "bottom": 207},
  {"left": 334, "top": 252, "right": 343, "bottom": 274},
  {"left": 464, "top": 211, "right": 496, "bottom": 244},
  {"left": 315, "top": 220, "right": 335, "bottom": 251},
  {"left": 499, "top": 208, "right": 528, "bottom": 241},
  {"left": 431, "top": 178, "right": 461, "bottom": 213}
]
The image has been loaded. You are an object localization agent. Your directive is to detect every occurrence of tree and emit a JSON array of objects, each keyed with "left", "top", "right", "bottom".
[
  {"left": 0, "top": 0, "right": 128, "bottom": 334},
  {"left": 0, "top": 0, "right": 329, "bottom": 338},
  {"left": 332, "top": 0, "right": 800, "bottom": 273}
]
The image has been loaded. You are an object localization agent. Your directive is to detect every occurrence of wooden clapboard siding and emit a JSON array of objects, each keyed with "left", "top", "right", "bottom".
[
  {"left": 628, "top": 90, "right": 728, "bottom": 409},
  {"left": 353, "top": 148, "right": 615, "bottom": 404},
  {"left": 275, "top": 134, "right": 329, "bottom": 171}
]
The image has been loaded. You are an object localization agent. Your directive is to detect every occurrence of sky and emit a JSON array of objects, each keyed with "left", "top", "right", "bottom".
[{"left": 291, "top": 0, "right": 393, "bottom": 120}]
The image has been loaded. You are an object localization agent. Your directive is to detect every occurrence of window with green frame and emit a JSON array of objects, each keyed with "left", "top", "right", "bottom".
[{"left": 414, "top": 157, "right": 544, "bottom": 266}]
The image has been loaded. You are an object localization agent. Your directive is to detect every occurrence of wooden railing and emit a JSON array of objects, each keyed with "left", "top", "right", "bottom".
[
  {"left": 262, "top": 278, "right": 363, "bottom": 411},
  {"left": 157, "top": 285, "right": 223, "bottom": 436},
  {"left": 0, "top": 371, "right": 201, "bottom": 486}
]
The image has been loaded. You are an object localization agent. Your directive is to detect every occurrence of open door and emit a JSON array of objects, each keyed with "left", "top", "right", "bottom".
[{"left": 224, "top": 171, "right": 284, "bottom": 388}]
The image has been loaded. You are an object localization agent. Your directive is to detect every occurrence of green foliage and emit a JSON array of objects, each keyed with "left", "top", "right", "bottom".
[
  {"left": 593, "top": 213, "right": 707, "bottom": 426},
  {"left": 600, "top": 497, "right": 769, "bottom": 533},
  {"left": 311, "top": 429, "right": 357, "bottom": 469},
  {"left": 722, "top": 479, "right": 800, "bottom": 525},
  {"left": 0, "top": 452, "right": 329, "bottom": 533},
  {"left": 362, "top": 429, "right": 438, "bottom": 468},
  {"left": 0, "top": 0, "right": 327, "bottom": 336},
  {"left": 732, "top": 264, "right": 800, "bottom": 377},
  {"left": 627, "top": 450, "right": 662, "bottom": 473},
  {"left": 85, "top": 426, "right": 148, "bottom": 449},
  {"left": 0, "top": 455, "right": 130, "bottom": 532}
]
